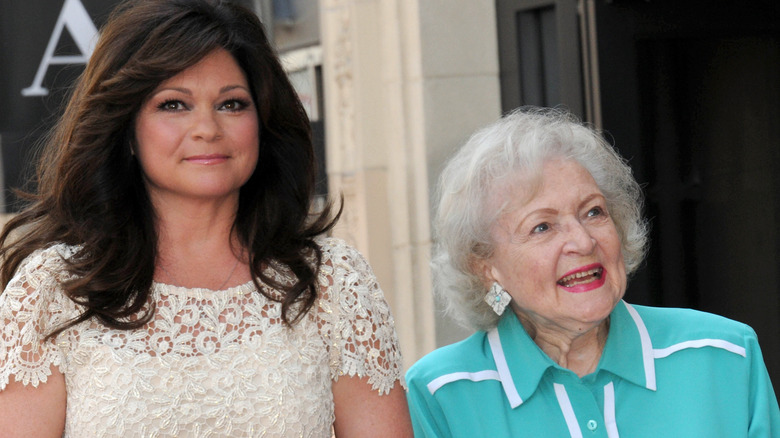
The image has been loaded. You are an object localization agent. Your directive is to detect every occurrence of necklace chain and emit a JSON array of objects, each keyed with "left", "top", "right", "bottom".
[{"left": 159, "top": 258, "right": 240, "bottom": 290}]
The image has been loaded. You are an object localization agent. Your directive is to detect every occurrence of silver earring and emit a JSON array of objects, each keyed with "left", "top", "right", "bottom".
[{"left": 484, "top": 282, "right": 512, "bottom": 316}]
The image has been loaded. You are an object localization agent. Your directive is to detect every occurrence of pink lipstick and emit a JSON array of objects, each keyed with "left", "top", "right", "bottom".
[{"left": 184, "top": 154, "right": 229, "bottom": 165}]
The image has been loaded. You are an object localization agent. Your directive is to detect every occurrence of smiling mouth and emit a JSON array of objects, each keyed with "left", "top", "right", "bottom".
[
  {"left": 185, "top": 154, "right": 229, "bottom": 164},
  {"left": 557, "top": 267, "right": 604, "bottom": 288}
]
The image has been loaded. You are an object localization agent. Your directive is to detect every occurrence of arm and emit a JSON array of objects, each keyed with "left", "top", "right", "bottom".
[
  {"left": 322, "top": 240, "right": 412, "bottom": 437},
  {"left": 0, "top": 246, "right": 69, "bottom": 437},
  {"left": 745, "top": 329, "right": 780, "bottom": 437},
  {"left": 332, "top": 376, "right": 412, "bottom": 437},
  {"left": 0, "top": 366, "right": 66, "bottom": 437}
]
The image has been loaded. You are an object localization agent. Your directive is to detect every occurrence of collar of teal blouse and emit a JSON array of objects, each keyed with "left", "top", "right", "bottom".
[
  {"left": 599, "top": 301, "right": 657, "bottom": 390},
  {"left": 491, "top": 301, "right": 656, "bottom": 408}
]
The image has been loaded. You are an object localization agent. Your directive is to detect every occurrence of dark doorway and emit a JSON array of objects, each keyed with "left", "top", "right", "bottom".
[
  {"left": 595, "top": 1, "right": 780, "bottom": 387},
  {"left": 497, "top": 0, "right": 780, "bottom": 388}
]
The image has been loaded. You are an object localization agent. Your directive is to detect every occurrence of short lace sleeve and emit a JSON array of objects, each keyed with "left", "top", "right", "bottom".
[
  {"left": 317, "top": 238, "right": 405, "bottom": 395},
  {"left": 0, "top": 245, "right": 75, "bottom": 390}
]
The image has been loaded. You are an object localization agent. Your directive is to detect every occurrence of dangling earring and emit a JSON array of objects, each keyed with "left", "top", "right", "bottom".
[{"left": 484, "top": 282, "right": 512, "bottom": 316}]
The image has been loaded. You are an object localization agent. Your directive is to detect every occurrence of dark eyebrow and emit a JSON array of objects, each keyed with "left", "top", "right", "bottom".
[
  {"left": 220, "top": 85, "right": 250, "bottom": 94},
  {"left": 156, "top": 86, "right": 191, "bottom": 95},
  {"left": 152, "top": 85, "right": 250, "bottom": 96}
]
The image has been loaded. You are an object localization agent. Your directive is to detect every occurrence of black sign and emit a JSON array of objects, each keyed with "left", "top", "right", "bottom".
[{"left": 0, "top": 0, "right": 121, "bottom": 212}]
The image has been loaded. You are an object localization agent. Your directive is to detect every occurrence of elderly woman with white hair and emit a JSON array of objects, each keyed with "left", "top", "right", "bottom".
[{"left": 405, "top": 107, "right": 780, "bottom": 437}]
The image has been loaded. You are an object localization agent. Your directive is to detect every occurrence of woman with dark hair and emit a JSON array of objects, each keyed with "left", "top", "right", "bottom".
[{"left": 0, "top": 0, "right": 411, "bottom": 436}]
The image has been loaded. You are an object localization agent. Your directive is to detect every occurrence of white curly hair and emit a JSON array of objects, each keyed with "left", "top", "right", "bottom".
[{"left": 433, "top": 107, "right": 649, "bottom": 331}]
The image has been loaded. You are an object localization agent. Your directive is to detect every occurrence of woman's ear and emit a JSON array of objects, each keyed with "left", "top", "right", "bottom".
[{"left": 470, "top": 256, "right": 496, "bottom": 290}]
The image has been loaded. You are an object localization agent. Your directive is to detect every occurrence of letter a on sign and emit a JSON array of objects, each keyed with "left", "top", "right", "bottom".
[{"left": 22, "top": 0, "right": 98, "bottom": 97}]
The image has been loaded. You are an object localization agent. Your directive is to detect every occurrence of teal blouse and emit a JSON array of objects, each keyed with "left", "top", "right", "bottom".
[{"left": 406, "top": 301, "right": 780, "bottom": 437}]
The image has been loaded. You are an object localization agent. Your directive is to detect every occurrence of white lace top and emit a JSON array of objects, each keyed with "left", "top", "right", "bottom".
[{"left": 0, "top": 237, "right": 404, "bottom": 437}]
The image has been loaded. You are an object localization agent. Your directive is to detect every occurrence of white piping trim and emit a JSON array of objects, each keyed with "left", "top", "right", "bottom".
[
  {"left": 603, "top": 382, "right": 619, "bottom": 438},
  {"left": 487, "top": 328, "right": 523, "bottom": 408},
  {"left": 653, "top": 339, "right": 746, "bottom": 359},
  {"left": 623, "top": 302, "right": 656, "bottom": 390},
  {"left": 426, "top": 370, "right": 501, "bottom": 395},
  {"left": 554, "top": 383, "right": 583, "bottom": 438}
]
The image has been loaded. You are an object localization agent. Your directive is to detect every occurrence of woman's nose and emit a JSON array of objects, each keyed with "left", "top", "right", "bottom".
[
  {"left": 562, "top": 220, "right": 597, "bottom": 254},
  {"left": 190, "top": 110, "right": 221, "bottom": 141}
]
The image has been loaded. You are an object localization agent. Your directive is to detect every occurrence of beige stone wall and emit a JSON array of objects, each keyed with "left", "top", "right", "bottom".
[
  {"left": 319, "top": 0, "right": 502, "bottom": 368},
  {"left": 0, "top": 214, "right": 13, "bottom": 230}
]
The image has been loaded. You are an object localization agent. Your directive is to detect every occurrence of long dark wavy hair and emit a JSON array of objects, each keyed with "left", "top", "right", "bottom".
[{"left": 0, "top": 0, "right": 339, "bottom": 335}]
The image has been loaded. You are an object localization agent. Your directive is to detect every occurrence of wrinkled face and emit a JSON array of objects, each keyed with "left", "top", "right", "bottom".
[
  {"left": 481, "top": 159, "right": 627, "bottom": 334},
  {"left": 134, "top": 48, "right": 259, "bottom": 206}
]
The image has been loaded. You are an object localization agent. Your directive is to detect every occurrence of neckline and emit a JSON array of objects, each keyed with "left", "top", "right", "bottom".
[{"left": 152, "top": 279, "right": 256, "bottom": 296}]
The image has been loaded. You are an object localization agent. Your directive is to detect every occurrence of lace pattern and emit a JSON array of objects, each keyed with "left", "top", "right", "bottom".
[{"left": 0, "top": 237, "right": 404, "bottom": 437}]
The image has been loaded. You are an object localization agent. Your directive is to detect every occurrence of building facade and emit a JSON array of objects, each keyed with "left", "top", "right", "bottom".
[
  {"left": 2, "top": 0, "right": 779, "bottom": 385},
  {"left": 320, "top": 0, "right": 780, "bottom": 387}
]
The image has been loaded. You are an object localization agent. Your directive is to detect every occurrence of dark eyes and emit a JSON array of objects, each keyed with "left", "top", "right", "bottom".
[
  {"left": 158, "top": 100, "right": 186, "bottom": 111},
  {"left": 219, "top": 99, "right": 251, "bottom": 111},
  {"left": 156, "top": 98, "right": 251, "bottom": 112}
]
